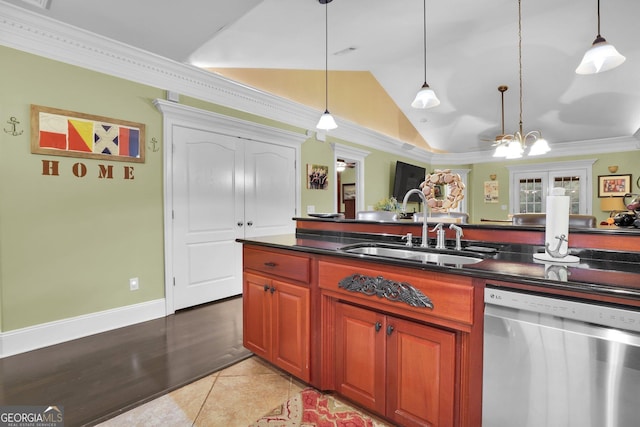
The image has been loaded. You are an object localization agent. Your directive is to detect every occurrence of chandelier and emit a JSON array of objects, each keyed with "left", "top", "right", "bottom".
[{"left": 493, "top": 0, "right": 549, "bottom": 159}]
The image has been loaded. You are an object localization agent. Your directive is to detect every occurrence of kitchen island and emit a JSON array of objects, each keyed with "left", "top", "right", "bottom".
[{"left": 239, "top": 218, "right": 640, "bottom": 427}]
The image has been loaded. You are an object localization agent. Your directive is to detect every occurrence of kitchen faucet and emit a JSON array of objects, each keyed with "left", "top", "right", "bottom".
[{"left": 402, "top": 189, "right": 429, "bottom": 248}]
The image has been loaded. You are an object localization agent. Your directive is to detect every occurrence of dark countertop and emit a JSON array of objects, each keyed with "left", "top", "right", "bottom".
[{"left": 238, "top": 231, "right": 640, "bottom": 304}]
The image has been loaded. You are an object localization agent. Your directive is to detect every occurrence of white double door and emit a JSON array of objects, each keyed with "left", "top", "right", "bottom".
[{"left": 172, "top": 125, "right": 296, "bottom": 310}]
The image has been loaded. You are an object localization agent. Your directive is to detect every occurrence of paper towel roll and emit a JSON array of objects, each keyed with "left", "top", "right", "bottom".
[{"left": 545, "top": 188, "right": 569, "bottom": 256}]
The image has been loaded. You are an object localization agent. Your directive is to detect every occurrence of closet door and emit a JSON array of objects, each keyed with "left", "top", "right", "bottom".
[
  {"left": 244, "top": 142, "right": 296, "bottom": 238},
  {"left": 172, "top": 126, "right": 244, "bottom": 310}
]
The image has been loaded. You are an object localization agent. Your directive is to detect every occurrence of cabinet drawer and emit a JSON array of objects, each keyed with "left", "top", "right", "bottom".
[
  {"left": 244, "top": 246, "right": 310, "bottom": 283},
  {"left": 319, "top": 260, "right": 474, "bottom": 325}
]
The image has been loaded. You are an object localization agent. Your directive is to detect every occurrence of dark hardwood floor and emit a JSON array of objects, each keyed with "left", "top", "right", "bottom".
[{"left": 0, "top": 295, "right": 251, "bottom": 426}]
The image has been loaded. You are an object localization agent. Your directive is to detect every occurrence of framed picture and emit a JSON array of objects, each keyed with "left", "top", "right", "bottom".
[
  {"left": 598, "top": 174, "right": 631, "bottom": 197},
  {"left": 342, "top": 183, "right": 356, "bottom": 201},
  {"left": 31, "top": 104, "right": 145, "bottom": 163},
  {"left": 307, "top": 164, "right": 329, "bottom": 190}
]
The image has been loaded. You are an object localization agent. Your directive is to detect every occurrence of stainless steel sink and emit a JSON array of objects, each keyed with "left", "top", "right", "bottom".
[{"left": 339, "top": 244, "right": 484, "bottom": 265}]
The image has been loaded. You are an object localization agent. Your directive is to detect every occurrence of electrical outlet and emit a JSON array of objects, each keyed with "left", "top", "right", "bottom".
[
  {"left": 307, "top": 205, "right": 315, "bottom": 214},
  {"left": 129, "top": 277, "right": 139, "bottom": 291}
]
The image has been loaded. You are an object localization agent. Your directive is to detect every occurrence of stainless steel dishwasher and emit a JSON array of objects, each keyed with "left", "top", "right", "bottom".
[{"left": 483, "top": 286, "right": 640, "bottom": 427}]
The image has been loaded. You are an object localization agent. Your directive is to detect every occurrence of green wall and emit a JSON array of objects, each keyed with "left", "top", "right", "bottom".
[{"left": 1, "top": 46, "right": 166, "bottom": 330}]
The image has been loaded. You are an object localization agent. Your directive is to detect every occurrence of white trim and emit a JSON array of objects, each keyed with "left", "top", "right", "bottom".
[
  {"left": 0, "top": 298, "right": 166, "bottom": 358},
  {"left": 507, "top": 159, "right": 596, "bottom": 215},
  {"left": 154, "top": 100, "right": 306, "bottom": 315},
  {"left": 331, "top": 144, "right": 370, "bottom": 214}
]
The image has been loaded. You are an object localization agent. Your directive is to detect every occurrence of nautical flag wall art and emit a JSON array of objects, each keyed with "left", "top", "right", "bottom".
[{"left": 31, "top": 105, "right": 145, "bottom": 163}]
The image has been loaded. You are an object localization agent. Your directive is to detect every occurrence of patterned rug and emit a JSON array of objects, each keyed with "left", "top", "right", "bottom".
[{"left": 249, "top": 387, "right": 389, "bottom": 427}]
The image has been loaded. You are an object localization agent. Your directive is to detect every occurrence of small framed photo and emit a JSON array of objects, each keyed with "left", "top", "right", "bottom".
[
  {"left": 342, "top": 183, "right": 356, "bottom": 201},
  {"left": 598, "top": 174, "right": 631, "bottom": 197}
]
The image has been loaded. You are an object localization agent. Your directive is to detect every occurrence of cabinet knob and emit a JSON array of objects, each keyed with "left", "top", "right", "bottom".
[
  {"left": 237, "top": 221, "right": 244, "bottom": 227},
  {"left": 386, "top": 325, "right": 395, "bottom": 336},
  {"left": 270, "top": 286, "right": 276, "bottom": 294},
  {"left": 247, "top": 221, "right": 254, "bottom": 226},
  {"left": 263, "top": 284, "right": 270, "bottom": 292},
  {"left": 375, "top": 322, "right": 382, "bottom": 332}
]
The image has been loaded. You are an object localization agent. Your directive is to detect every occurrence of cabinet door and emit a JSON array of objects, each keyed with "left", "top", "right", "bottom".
[
  {"left": 243, "top": 273, "right": 271, "bottom": 359},
  {"left": 271, "top": 279, "right": 310, "bottom": 382},
  {"left": 386, "top": 317, "right": 456, "bottom": 427},
  {"left": 335, "top": 302, "right": 386, "bottom": 414}
]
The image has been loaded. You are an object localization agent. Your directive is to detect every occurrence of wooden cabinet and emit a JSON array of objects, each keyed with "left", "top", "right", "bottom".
[
  {"left": 320, "top": 257, "right": 483, "bottom": 426},
  {"left": 243, "top": 246, "right": 310, "bottom": 382},
  {"left": 335, "top": 302, "right": 455, "bottom": 427}
]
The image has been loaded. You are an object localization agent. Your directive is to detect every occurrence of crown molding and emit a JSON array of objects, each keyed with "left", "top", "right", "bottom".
[
  {"left": 433, "top": 136, "right": 639, "bottom": 166},
  {"left": 1, "top": 2, "right": 637, "bottom": 165}
]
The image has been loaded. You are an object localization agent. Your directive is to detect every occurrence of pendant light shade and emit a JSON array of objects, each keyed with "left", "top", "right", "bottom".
[
  {"left": 316, "top": 0, "right": 337, "bottom": 130},
  {"left": 576, "top": 37, "right": 626, "bottom": 74},
  {"left": 412, "top": 0, "right": 439, "bottom": 109},
  {"left": 576, "top": 0, "right": 625, "bottom": 75},
  {"left": 411, "top": 82, "right": 440, "bottom": 109},
  {"left": 317, "top": 110, "right": 337, "bottom": 130}
]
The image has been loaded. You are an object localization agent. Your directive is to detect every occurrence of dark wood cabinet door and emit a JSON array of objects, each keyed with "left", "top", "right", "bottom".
[
  {"left": 335, "top": 302, "right": 386, "bottom": 415},
  {"left": 243, "top": 272, "right": 271, "bottom": 359},
  {"left": 386, "top": 317, "right": 456, "bottom": 427},
  {"left": 271, "top": 279, "right": 310, "bottom": 382}
]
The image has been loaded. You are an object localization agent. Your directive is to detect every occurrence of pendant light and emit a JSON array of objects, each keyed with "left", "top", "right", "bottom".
[
  {"left": 494, "top": 0, "right": 550, "bottom": 158},
  {"left": 316, "top": 0, "right": 337, "bottom": 130},
  {"left": 411, "top": 0, "right": 440, "bottom": 109},
  {"left": 576, "top": 0, "right": 625, "bottom": 75}
]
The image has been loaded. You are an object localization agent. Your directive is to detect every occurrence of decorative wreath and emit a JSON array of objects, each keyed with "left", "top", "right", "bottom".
[{"left": 419, "top": 169, "right": 465, "bottom": 213}]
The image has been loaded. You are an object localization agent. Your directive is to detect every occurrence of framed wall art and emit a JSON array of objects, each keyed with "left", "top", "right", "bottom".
[
  {"left": 30, "top": 104, "right": 145, "bottom": 163},
  {"left": 342, "top": 183, "right": 356, "bottom": 201},
  {"left": 307, "top": 164, "right": 329, "bottom": 190},
  {"left": 598, "top": 174, "right": 631, "bottom": 197}
]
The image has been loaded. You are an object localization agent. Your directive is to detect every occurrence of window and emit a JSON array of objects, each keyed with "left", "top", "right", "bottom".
[{"left": 508, "top": 160, "right": 595, "bottom": 215}]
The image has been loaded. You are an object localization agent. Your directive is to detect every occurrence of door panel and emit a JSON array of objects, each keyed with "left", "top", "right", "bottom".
[
  {"left": 244, "top": 143, "right": 296, "bottom": 237},
  {"left": 242, "top": 273, "right": 271, "bottom": 359},
  {"left": 335, "top": 302, "right": 386, "bottom": 414},
  {"left": 272, "top": 279, "right": 310, "bottom": 381},
  {"left": 387, "top": 318, "right": 456, "bottom": 427},
  {"left": 173, "top": 126, "right": 243, "bottom": 310}
]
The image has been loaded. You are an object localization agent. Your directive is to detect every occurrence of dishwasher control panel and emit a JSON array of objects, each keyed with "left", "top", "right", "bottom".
[{"left": 485, "top": 287, "right": 640, "bottom": 334}]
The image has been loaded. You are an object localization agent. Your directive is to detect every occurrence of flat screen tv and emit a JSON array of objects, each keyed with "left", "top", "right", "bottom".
[{"left": 392, "top": 161, "right": 426, "bottom": 203}]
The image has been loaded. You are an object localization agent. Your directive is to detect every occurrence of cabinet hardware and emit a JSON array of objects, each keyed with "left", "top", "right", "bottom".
[
  {"left": 270, "top": 286, "right": 276, "bottom": 294},
  {"left": 247, "top": 221, "right": 254, "bottom": 226},
  {"left": 237, "top": 221, "right": 243, "bottom": 227},
  {"left": 386, "top": 325, "right": 395, "bottom": 336},
  {"left": 263, "top": 284, "right": 270, "bottom": 292},
  {"left": 375, "top": 322, "right": 382, "bottom": 332},
  {"left": 338, "top": 274, "right": 434, "bottom": 309},
  {"left": 264, "top": 262, "right": 277, "bottom": 267}
]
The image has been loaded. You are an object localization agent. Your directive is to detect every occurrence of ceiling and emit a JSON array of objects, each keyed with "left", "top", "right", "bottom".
[{"left": 5, "top": 0, "right": 640, "bottom": 154}]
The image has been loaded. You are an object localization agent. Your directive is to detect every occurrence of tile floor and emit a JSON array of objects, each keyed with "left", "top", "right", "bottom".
[
  {"left": 96, "top": 356, "right": 308, "bottom": 426},
  {"left": 97, "top": 355, "right": 391, "bottom": 427}
]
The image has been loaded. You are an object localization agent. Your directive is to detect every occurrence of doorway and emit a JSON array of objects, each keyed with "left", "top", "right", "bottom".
[{"left": 332, "top": 143, "right": 369, "bottom": 218}]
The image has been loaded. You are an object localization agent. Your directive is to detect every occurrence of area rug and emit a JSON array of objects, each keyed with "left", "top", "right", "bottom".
[{"left": 249, "top": 387, "right": 389, "bottom": 427}]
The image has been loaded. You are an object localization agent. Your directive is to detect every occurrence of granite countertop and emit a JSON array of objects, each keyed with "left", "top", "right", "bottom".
[{"left": 238, "top": 232, "right": 640, "bottom": 303}]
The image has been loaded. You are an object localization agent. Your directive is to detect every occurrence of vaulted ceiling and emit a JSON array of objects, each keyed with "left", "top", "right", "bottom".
[{"left": 4, "top": 0, "right": 640, "bottom": 155}]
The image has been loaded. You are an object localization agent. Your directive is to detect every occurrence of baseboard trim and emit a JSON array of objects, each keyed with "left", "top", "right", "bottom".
[{"left": 0, "top": 299, "right": 166, "bottom": 358}]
